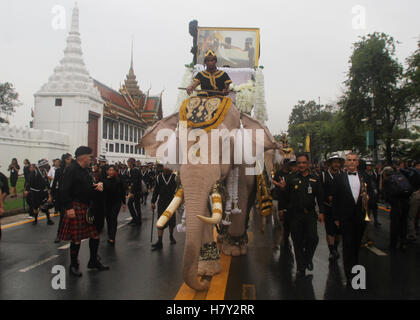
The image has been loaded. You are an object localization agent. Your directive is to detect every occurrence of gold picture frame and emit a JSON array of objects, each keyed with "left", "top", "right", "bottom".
[{"left": 197, "top": 27, "right": 260, "bottom": 68}]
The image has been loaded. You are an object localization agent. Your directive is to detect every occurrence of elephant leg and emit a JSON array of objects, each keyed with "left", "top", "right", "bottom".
[{"left": 198, "top": 224, "right": 221, "bottom": 276}]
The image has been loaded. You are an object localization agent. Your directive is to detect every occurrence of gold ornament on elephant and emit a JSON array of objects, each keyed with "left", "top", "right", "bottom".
[{"left": 179, "top": 96, "right": 232, "bottom": 132}]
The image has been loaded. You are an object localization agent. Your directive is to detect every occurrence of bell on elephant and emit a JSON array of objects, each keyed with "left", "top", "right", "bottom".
[{"left": 222, "top": 210, "right": 232, "bottom": 226}]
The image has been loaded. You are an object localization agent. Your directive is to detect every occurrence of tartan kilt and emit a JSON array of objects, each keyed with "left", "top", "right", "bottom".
[{"left": 58, "top": 202, "right": 98, "bottom": 242}]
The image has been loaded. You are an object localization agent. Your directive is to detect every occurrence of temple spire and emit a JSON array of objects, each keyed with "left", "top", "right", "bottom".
[
  {"left": 124, "top": 40, "right": 142, "bottom": 98},
  {"left": 36, "top": 1, "right": 101, "bottom": 100}
]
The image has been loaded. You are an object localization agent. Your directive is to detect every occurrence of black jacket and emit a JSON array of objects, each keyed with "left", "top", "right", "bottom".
[
  {"left": 128, "top": 167, "right": 143, "bottom": 194},
  {"left": 331, "top": 171, "right": 372, "bottom": 222},
  {"left": 103, "top": 176, "right": 126, "bottom": 206}
]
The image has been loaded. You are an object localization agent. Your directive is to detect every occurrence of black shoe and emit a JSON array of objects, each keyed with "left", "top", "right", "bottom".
[
  {"left": 107, "top": 240, "right": 115, "bottom": 246},
  {"left": 47, "top": 220, "right": 54, "bottom": 225},
  {"left": 32, "top": 220, "right": 38, "bottom": 225},
  {"left": 389, "top": 243, "right": 397, "bottom": 250},
  {"left": 374, "top": 221, "right": 381, "bottom": 228},
  {"left": 296, "top": 269, "right": 306, "bottom": 278},
  {"left": 54, "top": 237, "right": 60, "bottom": 243},
  {"left": 152, "top": 240, "right": 162, "bottom": 247},
  {"left": 128, "top": 220, "right": 138, "bottom": 225},
  {"left": 87, "top": 260, "right": 109, "bottom": 271},
  {"left": 170, "top": 236, "right": 176, "bottom": 245},
  {"left": 151, "top": 243, "right": 163, "bottom": 251},
  {"left": 69, "top": 265, "right": 82, "bottom": 277},
  {"left": 306, "top": 262, "right": 314, "bottom": 271}
]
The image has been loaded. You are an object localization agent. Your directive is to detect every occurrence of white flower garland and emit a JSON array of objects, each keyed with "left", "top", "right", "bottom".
[
  {"left": 253, "top": 68, "right": 268, "bottom": 123},
  {"left": 174, "top": 66, "right": 196, "bottom": 113},
  {"left": 230, "top": 80, "right": 255, "bottom": 114}
]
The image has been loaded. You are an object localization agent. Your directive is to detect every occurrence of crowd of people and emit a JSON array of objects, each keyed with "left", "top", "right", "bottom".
[
  {"left": 0, "top": 148, "right": 179, "bottom": 276},
  {"left": 0, "top": 148, "right": 419, "bottom": 286},
  {"left": 271, "top": 153, "right": 420, "bottom": 286}
]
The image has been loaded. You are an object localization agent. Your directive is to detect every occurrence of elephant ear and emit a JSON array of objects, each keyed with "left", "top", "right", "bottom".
[
  {"left": 138, "top": 113, "right": 179, "bottom": 157},
  {"left": 240, "top": 113, "right": 277, "bottom": 152}
]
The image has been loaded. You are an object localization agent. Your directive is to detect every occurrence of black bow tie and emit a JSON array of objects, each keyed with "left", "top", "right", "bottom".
[{"left": 348, "top": 172, "right": 357, "bottom": 176}]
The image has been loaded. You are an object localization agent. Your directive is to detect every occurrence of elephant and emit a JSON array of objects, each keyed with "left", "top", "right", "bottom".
[{"left": 139, "top": 98, "right": 277, "bottom": 291}]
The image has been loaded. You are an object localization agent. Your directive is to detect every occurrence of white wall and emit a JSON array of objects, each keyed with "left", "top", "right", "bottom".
[
  {"left": 0, "top": 124, "right": 70, "bottom": 172},
  {"left": 33, "top": 93, "right": 103, "bottom": 156}
]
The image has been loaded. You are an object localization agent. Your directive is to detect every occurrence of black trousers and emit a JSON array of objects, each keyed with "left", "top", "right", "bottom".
[
  {"left": 93, "top": 200, "right": 106, "bottom": 234},
  {"left": 390, "top": 198, "right": 409, "bottom": 246},
  {"left": 128, "top": 193, "right": 142, "bottom": 222},
  {"left": 106, "top": 202, "right": 121, "bottom": 240},
  {"left": 341, "top": 218, "right": 366, "bottom": 281},
  {"left": 290, "top": 210, "right": 319, "bottom": 272}
]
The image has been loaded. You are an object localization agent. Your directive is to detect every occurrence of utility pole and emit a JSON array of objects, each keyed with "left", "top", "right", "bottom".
[{"left": 371, "top": 86, "right": 378, "bottom": 164}]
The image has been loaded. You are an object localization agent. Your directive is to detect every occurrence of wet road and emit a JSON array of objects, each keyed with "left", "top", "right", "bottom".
[{"left": 1, "top": 200, "right": 420, "bottom": 300}]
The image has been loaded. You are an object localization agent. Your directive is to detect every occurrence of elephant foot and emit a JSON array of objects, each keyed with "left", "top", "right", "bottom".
[
  {"left": 240, "top": 243, "right": 248, "bottom": 255},
  {"left": 216, "top": 233, "right": 224, "bottom": 244},
  {"left": 198, "top": 259, "right": 222, "bottom": 276},
  {"left": 221, "top": 242, "right": 241, "bottom": 256}
]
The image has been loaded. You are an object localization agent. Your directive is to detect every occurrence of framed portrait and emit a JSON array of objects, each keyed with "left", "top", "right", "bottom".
[{"left": 197, "top": 27, "right": 260, "bottom": 68}]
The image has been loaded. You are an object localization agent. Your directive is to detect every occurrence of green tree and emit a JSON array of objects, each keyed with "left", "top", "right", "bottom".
[
  {"left": 287, "top": 100, "right": 339, "bottom": 162},
  {"left": 404, "top": 40, "right": 420, "bottom": 115},
  {"left": 340, "top": 32, "right": 411, "bottom": 164},
  {"left": 0, "top": 82, "right": 21, "bottom": 123}
]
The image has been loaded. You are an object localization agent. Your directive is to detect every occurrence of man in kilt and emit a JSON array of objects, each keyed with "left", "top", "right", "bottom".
[
  {"left": 26, "top": 159, "right": 54, "bottom": 225},
  {"left": 58, "top": 146, "right": 109, "bottom": 277}
]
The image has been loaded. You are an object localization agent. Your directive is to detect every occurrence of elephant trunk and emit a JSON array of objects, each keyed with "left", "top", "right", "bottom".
[{"left": 182, "top": 175, "right": 216, "bottom": 291}]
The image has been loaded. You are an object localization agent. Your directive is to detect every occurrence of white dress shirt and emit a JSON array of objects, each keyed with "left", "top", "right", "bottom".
[{"left": 347, "top": 171, "right": 360, "bottom": 203}]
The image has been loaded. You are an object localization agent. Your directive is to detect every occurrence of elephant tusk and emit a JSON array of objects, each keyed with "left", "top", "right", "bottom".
[
  {"left": 197, "top": 212, "right": 222, "bottom": 225},
  {"left": 197, "top": 188, "right": 223, "bottom": 225},
  {"left": 156, "top": 187, "right": 184, "bottom": 228}
]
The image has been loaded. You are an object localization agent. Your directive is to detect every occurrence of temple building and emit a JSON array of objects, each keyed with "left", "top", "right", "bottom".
[{"left": 33, "top": 2, "right": 162, "bottom": 162}]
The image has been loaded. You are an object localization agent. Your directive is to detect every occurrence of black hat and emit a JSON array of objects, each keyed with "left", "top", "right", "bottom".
[{"left": 75, "top": 146, "right": 92, "bottom": 158}]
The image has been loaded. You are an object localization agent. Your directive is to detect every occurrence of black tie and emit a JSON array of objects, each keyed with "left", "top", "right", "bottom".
[{"left": 348, "top": 172, "right": 357, "bottom": 176}]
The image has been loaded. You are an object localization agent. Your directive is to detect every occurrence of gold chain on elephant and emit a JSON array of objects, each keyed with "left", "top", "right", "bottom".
[{"left": 199, "top": 242, "right": 220, "bottom": 261}]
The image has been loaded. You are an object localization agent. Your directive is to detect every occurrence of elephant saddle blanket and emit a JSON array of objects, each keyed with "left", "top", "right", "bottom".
[{"left": 179, "top": 96, "right": 232, "bottom": 132}]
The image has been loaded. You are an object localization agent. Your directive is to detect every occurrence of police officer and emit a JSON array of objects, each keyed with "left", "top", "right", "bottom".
[
  {"left": 273, "top": 158, "right": 294, "bottom": 250},
  {"left": 280, "top": 153, "right": 325, "bottom": 278}
]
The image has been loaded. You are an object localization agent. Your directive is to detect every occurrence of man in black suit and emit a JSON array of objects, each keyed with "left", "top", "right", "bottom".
[{"left": 332, "top": 152, "right": 372, "bottom": 286}]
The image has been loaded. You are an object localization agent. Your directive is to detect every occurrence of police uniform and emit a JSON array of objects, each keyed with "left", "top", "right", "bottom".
[{"left": 282, "top": 171, "right": 325, "bottom": 274}]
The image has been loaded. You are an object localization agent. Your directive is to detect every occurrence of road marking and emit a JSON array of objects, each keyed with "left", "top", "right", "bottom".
[
  {"left": 174, "top": 227, "right": 233, "bottom": 300},
  {"left": 366, "top": 246, "right": 387, "bottom": 256},
  {"left": 19, "top": 255, "right": 59, "bottom": 273},
  {"left": 58, "top": 244, "right": 70, "bottom": 250},
  {"left": 206, "top": 253, "right": 232, "bottom": 300},
  {"left": 1, "top": 213, "right": 60, "bottom": 230},
  {"left": 117, "top": 222, "right": 130, "bottom": 230},
  {"left": 241, "top": 284, "right": 256, "bottom": 300}
]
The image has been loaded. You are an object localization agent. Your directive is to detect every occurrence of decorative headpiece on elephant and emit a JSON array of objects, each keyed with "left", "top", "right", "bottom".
[{"left": 139, "top": 99, "right": 277, "bottom": 291}]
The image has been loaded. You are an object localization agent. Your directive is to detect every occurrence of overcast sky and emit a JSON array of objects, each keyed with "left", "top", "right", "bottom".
[{"left": 1, "top": 0, "right": 419, "bottom": 135}]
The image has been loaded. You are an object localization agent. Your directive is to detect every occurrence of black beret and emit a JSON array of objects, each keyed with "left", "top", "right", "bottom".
[{"left": 75, "top": 146, "right": 92, "bottom": 158}]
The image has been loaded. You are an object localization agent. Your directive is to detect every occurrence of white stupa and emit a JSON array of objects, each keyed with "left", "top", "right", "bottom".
[{"left": 34, "top": 2, "right": 104, "bottom": 156}]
